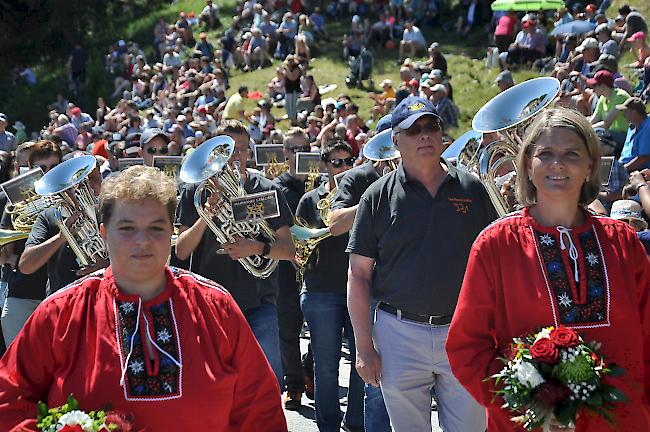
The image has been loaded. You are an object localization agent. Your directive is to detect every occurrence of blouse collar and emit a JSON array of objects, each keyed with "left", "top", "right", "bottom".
[
  {"left": 102, "top": 265, "right": 174, "bottom": 306},
  {"left": 521, "top": 206, "right": 595, "bottom": 235}
]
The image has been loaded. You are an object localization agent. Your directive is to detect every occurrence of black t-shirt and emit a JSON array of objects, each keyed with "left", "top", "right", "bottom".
[
  {"left": 25, "top": 207, "right": 81, "bottom": 296},
  {"left": 273, "top": 172, "right": 306, "bottom": 214},
  {"left": 0, "top": 196, "right": 48, "bottom": 300},
  {"left": 296, "top": 183, "right": 349, "bottom": 294},
  {"left": 175, "top": 169, "right": 293, "bottom": 311},
  {"left": 347, "top": 160, "right": 498, "bottom": 316},
  {"left": 331, "top": 161, "right": 380, "bottom": 210}
]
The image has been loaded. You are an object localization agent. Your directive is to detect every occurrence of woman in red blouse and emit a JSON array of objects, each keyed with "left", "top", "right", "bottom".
[
  {"left": 0, "top": 166, "right": 287, "bottom": 431},
  {"left": 446, "top": 107, "right": 650, "bottom": 431}
]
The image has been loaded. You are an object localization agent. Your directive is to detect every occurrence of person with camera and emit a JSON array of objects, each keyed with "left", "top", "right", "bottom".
[{"left": 283, "top": 55, "right": 304, "bottom": 126}]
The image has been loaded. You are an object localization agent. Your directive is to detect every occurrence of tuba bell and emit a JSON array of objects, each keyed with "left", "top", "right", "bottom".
[
  {"left": 363, "top": 128, "right": 400, "bottom": 174},
  {"left": 179, "top": 136, "right": 279, "bottom": 279},
  {"left": 471, "top": 77, "right": 560, "bottom": 216},
  {"left": 441, "top": 129, "right": 482, "bottom": 171},
  {"left": 34, "top": 155, "right": 107, "bottom": 269}
]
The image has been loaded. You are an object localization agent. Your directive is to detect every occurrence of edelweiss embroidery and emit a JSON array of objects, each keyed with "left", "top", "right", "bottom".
[
  {"left": 535, "top": 228, "right": 609, "bottom": 327},
  {"left": 116, "top": 299, "right": 182, "bottom": 400}
]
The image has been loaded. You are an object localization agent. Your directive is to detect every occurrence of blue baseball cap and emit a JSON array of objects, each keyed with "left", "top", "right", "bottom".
[
  {"left": 391, "top": 95, "right": 440, "bottom": 131},
  {"left": 375, "top": 114, "right": 392, "bottom": 133}
]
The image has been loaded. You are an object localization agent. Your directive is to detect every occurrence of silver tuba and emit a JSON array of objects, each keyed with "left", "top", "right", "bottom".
[
  {"left": 441, "top": 129, "right": 482, "bottom": 171},
  {"left": 179, "top": 136, "right": 279, "bottom": 279},
  {"left": 34, "top": 155, "right": 107, "bottom": 269},
  {"left": 471, "top": 77, "right": 560, "bottom": 216},
  {"left": 363, "top": 128, "right": 401, "bottom": 175}
]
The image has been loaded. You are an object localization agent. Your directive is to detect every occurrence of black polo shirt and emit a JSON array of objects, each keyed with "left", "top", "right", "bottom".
[
  {"left": 1, "top": 198, "right": 47, "bottom": 300},
  {"left": 25, "top": 207, "right": 81, "bottom": 296},
  {"left": 273, "top": 172, "right": 306, "bottom": 214},
  {"left": 175, "top": 169, "right": 293, "bottom": 311},
  {"left": 347, "top": 160, "right": 498, "bottom": 316},
  {"left": 296, "top": 183, "right": 349, "bottom": 294},
  {"left": 331, "top": 161, "right": 380, "bottom": 210}
]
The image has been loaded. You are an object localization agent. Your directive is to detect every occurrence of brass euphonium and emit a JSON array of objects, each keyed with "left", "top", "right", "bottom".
[
  {"left": 441, "top": 129, "right": 483, "bottom": 171},
  {"left": 363, "top": 128, "right": 400, "bottom": 175},
  {"left": 179, "top": 136, "right": 279, "bottom": 279},
  {"left": 471, "top": 77, "right": 560, "bottom": 216},
  {"left": 34, "top": 155, "right": 107, "bottom": 269},
  {"left": 291, "top": 220, "right": 331, "bottom": 280}
]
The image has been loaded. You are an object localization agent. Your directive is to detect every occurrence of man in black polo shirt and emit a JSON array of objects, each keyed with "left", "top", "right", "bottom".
[
  {"left": 329, "top": 116, "right": 395, "bottom": 432},
  {"left": 175, "top": 120, "right": 295, "bottom": 388},
  {"left": 347, "top": 96, "right": 497, "bottom": 431},
  {"left": 272, "top": 127, "right": 314, "bottom": 409},
  {"left": 19, "top": 148, "right": 106, "bottom": 298}
]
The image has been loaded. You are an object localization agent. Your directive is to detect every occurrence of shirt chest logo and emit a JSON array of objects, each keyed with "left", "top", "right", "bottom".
[{"left": 448, "top": 197, "right": 472, "bottom": 214}]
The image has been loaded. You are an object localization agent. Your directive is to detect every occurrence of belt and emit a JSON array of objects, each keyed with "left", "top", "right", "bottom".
[{"left": 378, "top": 303, "right": 452, "bottom": 326}]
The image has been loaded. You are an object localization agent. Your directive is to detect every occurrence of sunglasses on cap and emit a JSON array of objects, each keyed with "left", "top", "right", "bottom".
[
  {"left": 289, "top": 145, "right": 312, "bottom": 154},
  {"left": 400, "top": 119, "right": 442, "bottom": 136},
  {"left": 146, "top": 146, "right": 169, "bottom": 155},
  {"left": 329, "top": 157, "right": 356, "bottom": 168}
]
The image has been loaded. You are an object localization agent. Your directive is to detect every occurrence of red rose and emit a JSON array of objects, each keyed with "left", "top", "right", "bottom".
[
  {"left": 530, "top": 338, "right": 559, "bottom": 364},
  {"left": 534, "top": 380, "right": 571, "bottom": 408},
  {"left": 59, "top": 426, "right": 84, "bottom": 432},
  {"left": 549, "top": 326, "right": 580, "bottom": 348}
]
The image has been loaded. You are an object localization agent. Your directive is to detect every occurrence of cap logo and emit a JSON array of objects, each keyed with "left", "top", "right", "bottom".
[{"left": 408, "top": 102, "right": 425, "bottom": 111}]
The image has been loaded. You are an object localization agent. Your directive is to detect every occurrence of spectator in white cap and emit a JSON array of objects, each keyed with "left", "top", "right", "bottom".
[
  {"left": 595, "top": 23, "right": 619, "bottom": 57},
  {"left": 0, "top": 114, "right": 17, "bottom": 152},
  {"left": 369, "top": 79, "right": 396, "bottom": 121},
  {"left": 424, "top": 42, "right": 447, "bottom": 76},
  {"left": 430, "top": 84, "right": 459, "bottom": 129}
]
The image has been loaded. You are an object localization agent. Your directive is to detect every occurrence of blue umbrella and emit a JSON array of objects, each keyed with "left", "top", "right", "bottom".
[{"left": 550, "top": 20, "right": 597, "bottom": 36}]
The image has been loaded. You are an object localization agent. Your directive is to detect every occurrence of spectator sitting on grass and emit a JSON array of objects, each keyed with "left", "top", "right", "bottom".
[
  {"left": 369, "top": 79, "right": 396, "bottom": 121},
  {"left": 399, "top": 21, "right": 426, "bottom": 64}
]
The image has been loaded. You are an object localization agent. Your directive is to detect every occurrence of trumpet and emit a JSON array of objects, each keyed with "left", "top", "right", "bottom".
[
  {"left": 179, "top": 136, "right": 279, "bottom": 279},
  {"left": 34, "top": 155, "right": 107, "bottom": 269}
]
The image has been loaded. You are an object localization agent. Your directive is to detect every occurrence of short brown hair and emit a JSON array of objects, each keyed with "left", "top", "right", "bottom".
[
  {"left": 283, "top": 127, "right": 308, "bottom": 148},
  {"left": 99, "top": 165, "right": 177, "bottom": 225},
  {"left": 216, "top": 119, "right": 249, "bottom": 139},
  {"left": 28, "top": 140, "right": 62, "bottom": 165},
  {"left": 515, "top": 107, "right": 602, "bottom": 207}
]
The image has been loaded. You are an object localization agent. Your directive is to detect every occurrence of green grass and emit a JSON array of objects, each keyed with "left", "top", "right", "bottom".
[{"left": 2, "top": 0, "right": 649, "bottom": 138}]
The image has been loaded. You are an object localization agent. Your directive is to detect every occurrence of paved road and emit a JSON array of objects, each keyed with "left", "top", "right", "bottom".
[{"left": 283, "top": 335, "right": 442, "bottom": 432}]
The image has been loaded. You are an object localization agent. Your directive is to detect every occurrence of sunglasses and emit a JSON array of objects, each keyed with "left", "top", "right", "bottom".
[
  {"left": 401, "top": 120, "right": 442, "bottom": 136},
  {"left": 289, "top": 145, "right": 312, "bottom": 154},
  {"left": 329, "top": 157, "right": 355, "bottom": 168},
  {"left": 146, "top": 147, "right": 169, "bottom": 155}
]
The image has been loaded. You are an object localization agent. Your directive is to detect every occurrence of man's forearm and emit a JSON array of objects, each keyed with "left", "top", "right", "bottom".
[
  {"left": 625, "top": 156, "right": 650, "bottom": 173},
  {"left": 329, "top": 206, "right": 357, "bottom": 236},
  {"left": 19, "top": 234, "right": 66, "bottom": 274},
  {"left": 347, "top": 270, "right": 373, "bottom": 352},
  {"left": 175, "top": 218, "right": 207, "bottom": 260}
]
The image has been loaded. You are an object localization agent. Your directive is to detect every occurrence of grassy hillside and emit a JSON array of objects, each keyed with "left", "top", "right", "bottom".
[{"left": 1, "top": 0, "right": 648, "bottom": 138}]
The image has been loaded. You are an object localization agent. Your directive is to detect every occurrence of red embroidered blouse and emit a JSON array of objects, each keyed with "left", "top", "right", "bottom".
[
  {"left": 446, "top": 208, "right": 650, "bottom": 431},
  {"left": 0, "top": 266, "right": 287, "bottom": 431}
]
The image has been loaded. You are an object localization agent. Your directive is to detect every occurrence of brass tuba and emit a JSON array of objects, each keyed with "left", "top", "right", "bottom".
[
  {"left": 34, "top": 155, "right": 107, "bottom": 269},
  {"left": 471, "top": 77, "right": 560, "bottom": 216},
  {"left": 179, "top": 136, "right": 279, "bottom": 279},
  {"left": 291, "top": 222, "right": 331, "bottom": 280},
  {"left": 441, "top": 129, "right": 482, "bottom": 171},
  {"left": 363, "top": 128, "right": 400, "bottom": 175}
]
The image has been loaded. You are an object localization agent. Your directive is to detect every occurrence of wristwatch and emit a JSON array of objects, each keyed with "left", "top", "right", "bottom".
[
  {"left": 261, "top": 241, "right": 272, "bottom": 257},
  {"left": 636, "top": 183, "right": 648, "bottom": 192}
]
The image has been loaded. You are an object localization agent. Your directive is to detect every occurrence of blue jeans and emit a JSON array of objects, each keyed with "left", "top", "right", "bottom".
[
  {"left": 301, "top": 291, "right": 364, "bottom": 432},
  {"left": 366, "top": 302, "right": 392, "bottom": 432},
  {"left": 244, "top": 301, "right": 284, "bottom": 390}
]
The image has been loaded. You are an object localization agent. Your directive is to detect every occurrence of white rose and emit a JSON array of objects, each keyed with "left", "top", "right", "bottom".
[
  {"left": 56, "top": 410, "right": 94, "bottom": 432},
  {"left": 512, "top": 360, "right": 545, "bottom": 388}
]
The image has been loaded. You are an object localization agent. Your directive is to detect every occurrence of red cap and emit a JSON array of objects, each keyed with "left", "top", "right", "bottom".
[
  {"left": 586, "top": 70, "right": 614, "bottom": 88},
  {"left": 197, "top": 106, "right": 207, "bottom": 114},
  {"left": 70, "top": 107, "right": 81, "bottom": 115},
  {"left": 92, "top": 139, "right": 109, "bottom": 158},
  {"left": 586, "top": 4, "right": 596, "bottom": 12},
  {"left": 408, "top": 79, "right": 419, "bottom": 88}
]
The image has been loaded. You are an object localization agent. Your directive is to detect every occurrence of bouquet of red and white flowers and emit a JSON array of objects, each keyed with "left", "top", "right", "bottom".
[
  {"left": 490, "top": 325, "right": 626, "bottom": 431},
  {"left": 37, "top": 395, "right": 135, "bottom": 432}
]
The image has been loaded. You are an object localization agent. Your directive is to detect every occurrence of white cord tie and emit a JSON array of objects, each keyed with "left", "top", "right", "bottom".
[{"left": 556, "top": 226, "right": 579, "bottom": 282}]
